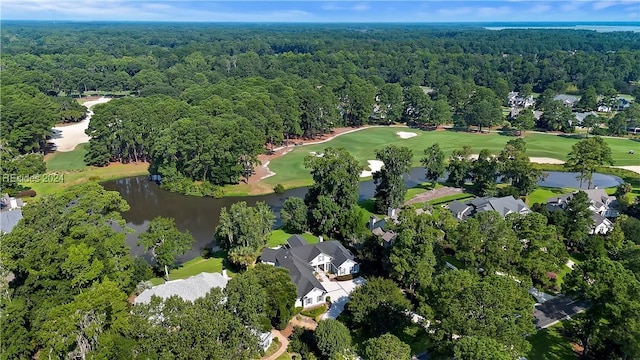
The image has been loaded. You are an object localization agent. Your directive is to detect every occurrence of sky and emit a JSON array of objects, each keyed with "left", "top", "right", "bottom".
[{"left": 1, "top": 0, "right": 639, "bottom": 23}]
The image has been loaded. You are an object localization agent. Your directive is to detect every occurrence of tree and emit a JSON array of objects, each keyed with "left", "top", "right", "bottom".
[
  {"left": 581, "top": 113, "right": 599, "bottom": 137},
  {"left": 563, "top": 191, "right": 595, "bottom": 250},
  {"left": 281, "top": 197, "right": 308, "bottom": 233},
  {"left": 362, "top": 333, "right": 411, "bottom": 360},
  {"left": 564, "top": 137, "right": 614, "bottom": 188},
  {"left": 498, "top": 138, "right": 541, "bottom": 195},
  {"left": 470, "top": 149, "right": 499, "bottom": 196},
  {"left": 461, "top": 87, "right": 502, "bottom": 132},
  {"left": 388, "top": 212, "right": 438, "bottom": 291},
  {"left": 228, "top": 246, "right": 258, "bottom": 270},
  {"left": 304, "top": 147, "right": 361, "bottom": 239},
  {"left": 453, "top": 336, "right": 511, "bottom": 360},
  {"left": 421, "top": 143, "right": 445, "bottom": 184},
  {"left": 346, "top": 278, "right": 411, "bottom": 335},
  {"left": 377, "top": 83, "right": 403, "bottom": 124},
  {"left": 508, "top": 212, "right": 568, "bottom": 286},
  {"left": 314, "top": 319, "right": 352, "bottom": 359},
  {"left": 340, "top": 76, "right": 376, "bottom": 127},
  {"left": 510, "top": 108, "right": 535, "bottom": 134},
  {"left": 138, "top": 217, "right": 193, "bottom": 280},
  {"left": 577, "top": 86, "right": 598, "bottom": 111},
  {"left": 446, "top": 145, "right": 472, "bottom": 187},
  {"left": 252, "top": 264, "right": 297, "bottom": 330},
  {"left": 402, "top": 85, "right": 432, "bottom": 126},
  {"left": 564, "top": 258, "right": 640, "bottom": 359},
  {"left": 215, "top": 201, "right": 275, "bottom": 251},
  {"left": 427, "top": 272, "right": 534, "bottom": 358},
  {"left": 538, "top": 100, "right": 574, "bottom": 132},
  {"left": 225, "top": 272, "right": 270, "bottom": 331},
  {"left": 373, "top": 145, "right": 413, "bottom": 213}
]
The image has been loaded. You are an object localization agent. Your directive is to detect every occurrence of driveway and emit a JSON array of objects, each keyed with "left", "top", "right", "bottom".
[
  {"left": 320, "top": 277, "right": 366, "bottom": 320},
  {"left": 533, "top": 295, "right": 589, "bottom": 329},
  {"left": 262, "top": 329, "right": 289, "bottom": 360}
]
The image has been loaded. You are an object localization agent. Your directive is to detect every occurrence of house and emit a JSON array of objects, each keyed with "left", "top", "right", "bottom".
[
  {"left": 616, "top": 97, "right": 632, "bottom": 111},
  {"left": 368, "top": 216, "right": 397, "bottom": 247},
  {"left": 508, "top": 92, "right": 535, "bottom": 108},
  {"left": 546, "top": 189, "right": 618, "bottom": 234},
  {"left": 553, "top": 94, "right": 580, "bottom": 108},
  {"left": 0, "top": 194, "right": 23, "bottom": 210},
  {"left": 597, "top": 105, "right": 612, "bottom": 113},
  {"left": 449, "top": 196, "right": 531, "bottom": 220},
  {"left": 134, "top": 271, "right": 273, "bottom": 350},
  {"left": 260, "top": 235, "right": 359, "bottom": 308},
  {"left": 508, "top": 107, "right": 520, "bottom": 120},
  {"left": 0, "top": 209, "right": 23, "bottom": 234},
  {"left": 573, "top": 111, "right": 597, "bottom": 127}
]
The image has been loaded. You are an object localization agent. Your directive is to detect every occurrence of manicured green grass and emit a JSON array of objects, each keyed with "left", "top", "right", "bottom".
[
  {"left": 427, "top": 193, "right": 474, "bottom": 205},
  {"left": 555, "top": 255, "right": 584, "bottom": 292},
  {"left": 267, "top": 230, "right": 319, "bottom": 247},
  {"left": 527, "top": 322, "right": 577, "bottom": 360},
  {"left": 261, "top": 127, "right": 639, "bottom": 191},
  {"left": 527, "top": 187, "right": 573, "bottom": 206},
  {"left": 45, "top": 144, "right": 88, "bottom": 171},
  {"left": 149, "top": 251, "right": 232, "bottom": 285},
  {"left": 275, "top": 353, "right": 291, "bottom": 360}
]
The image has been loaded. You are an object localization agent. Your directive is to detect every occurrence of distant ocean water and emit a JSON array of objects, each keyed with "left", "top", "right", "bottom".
[{"left": 483, "top": 22, "right": 640, "bottom": 32}]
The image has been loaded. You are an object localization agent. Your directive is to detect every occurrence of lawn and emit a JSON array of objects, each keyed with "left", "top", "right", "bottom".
[
  {"left": 45, "top": 144, "right": 89, "bottom": 171},
  {"left": 527, "top": 321, "right": 577, "bottom": 360},
  {"left": 527, "top": 187, "right": 573, "bottom": 206},
  {"left": 268, "top": 229, "right": 319, "bottom": 247},
  {"left": 427, "top": 193, "right": 474, "bottom": 205},
  {"left": 555, "top": 255, "right": 585, "bottom": 292},
  {"left": 275, "top": 353, "right": 291, "bottom": 360},
  {"left": 259, "top": 127, "right": 640, "bottom": 192},
  {"left": 22, "top": 147, "right": 149, "bottom": 200},
  {"left": 404, "top": 182, "right": 438, "bottom": 201},
  {"left": 149, "top": 251, "right": 232, "bottom": 286}
]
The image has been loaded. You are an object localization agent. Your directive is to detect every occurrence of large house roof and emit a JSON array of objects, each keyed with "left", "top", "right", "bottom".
[
  {"left": 0, "top": 210, "right": 23, "bottom": 233},
  {"left": 452, "top": 196, "right": 529, "bottom": 219},
  {"left": 134, "top": 272, "right": 229, "bottom": 305},
  {"left": 260, "top": 236, "right": 356, "bottom": 297}
]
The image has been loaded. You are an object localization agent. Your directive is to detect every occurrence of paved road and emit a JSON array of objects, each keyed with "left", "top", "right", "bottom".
[{"left": 533, "top": 295, "right": 589, "bottom": 330}]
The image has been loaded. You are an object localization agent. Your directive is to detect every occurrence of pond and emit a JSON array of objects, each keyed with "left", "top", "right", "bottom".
[{"left": 102, "top": 169, "right": 623, "bottom": 262}]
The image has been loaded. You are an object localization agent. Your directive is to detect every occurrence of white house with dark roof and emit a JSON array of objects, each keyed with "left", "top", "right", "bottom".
[
  {"left": 260, "top": 235, "right": 359, "bottom": 308},
  {"left": 554, "top": 94, "right": 580, "bottom": 108},
  {"left": 449, "top": 196, "right": 531, "bottom": 220},
  {"left": 546, "top": 189, "right": 618, "bottom": 234}
]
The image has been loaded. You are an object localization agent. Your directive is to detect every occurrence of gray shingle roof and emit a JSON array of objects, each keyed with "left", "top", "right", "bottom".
[
  {"left": 0, "top": 210, "right": 23, "bottom": 233},
  {"left": 134, "top": 272, "right": 229, "bottom": 304},
  {"left": 287, "top": 234, "right": 309, "bottom": 248},
  {"left": 449, "top": 201, "right": 470, "bottom": 216},
  {"left": 451, "top": 196, "right": 529, "bottom": 219},
  {"left": 259, "top": 236, "right": 357, "bottom": 297}
]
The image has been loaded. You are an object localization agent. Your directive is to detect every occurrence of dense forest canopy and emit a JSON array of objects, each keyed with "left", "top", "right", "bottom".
[{"left": 1, "top": 22, "right": 639, "bottom": 194}]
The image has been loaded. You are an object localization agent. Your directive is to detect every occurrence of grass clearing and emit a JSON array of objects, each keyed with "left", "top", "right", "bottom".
[
  {"left": 427, "top": 193, "right": 474, "bottom": 205},
  {"left": 275, "top": 353, "right": 291, "bottom": 360},
  {"left": 258, "top": 127, "right": 639, "bottom": 194},
  {"left": 268, "top": 230, "right": 319, "bottom": 247},
  {"left": 149, "top": 251, "right": 232, "bottom": 285},
  {"left": 45, "top": 144, "right": 89, "bottom": 171},
  {"left": 527, "top": 187, "right": 573, "bottom": 206},
  {"left": 527, "top": 321, "right": 577, "bottom": 360}
]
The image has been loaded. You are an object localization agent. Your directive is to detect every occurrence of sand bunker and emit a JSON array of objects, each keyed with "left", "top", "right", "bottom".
[
  {"left": 309, "top": 151, "right": 324, "bottom": 157},
  {"left": 396, "top": 131, "right": 418, "bottom": 139},
  {"left": 50, "top": 97, "right": 112, "bottom": 152},
  {"left": 616, "top": 166, "right": 640, "bottom": 175},
  {"left": 360, "top": 160, "right": 384, "bottom": 178},
  {"left": 528, "top": 157, "right": 565, "bottom": 164}
]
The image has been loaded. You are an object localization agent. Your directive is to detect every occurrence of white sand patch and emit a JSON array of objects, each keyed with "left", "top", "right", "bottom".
[
  {"left": 468, "top": 154, "right": 564, "bottom": 164},
  {"left": 309, "top": 151, "right": 324, "bottom": 157},
  {"left": 529, "top": 157, "right": 565, "bottom": 164},
  {"left": 50, "top": 97, "right": 112, "bottom": 152},
  {"left": 566, "top": 259, "right": 575, "bottom": 270},
  {"left": 616, "top": 166, "right": 640, "bottom": 175},
  {"left": 396, "top": 131, "right": 418, "bottom": 139},
  {"left": 360, "top": 160, "right": 384, "bottom": 178},
  {"left": 259, "top": 161, "right": 276, "bottom": 180}
]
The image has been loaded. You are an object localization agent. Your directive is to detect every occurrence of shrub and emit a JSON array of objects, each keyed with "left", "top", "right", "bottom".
[
  {"left": 335, "top": 274, "right": 354, "bottom": 281},
  {"left": 274, "top": 183, "right": 285, "bottom": 194},
  {"left": 300, "top": 304, "right": 327, "bottom": 318}
]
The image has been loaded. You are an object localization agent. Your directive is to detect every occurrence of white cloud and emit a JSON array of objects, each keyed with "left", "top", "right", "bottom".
[
  {"left": 321, "top": 2, "right": 370, "bottom": 12},
  {"left": 477, "top": 6, "right": 511, "bottom": 17},
  {"left": 437, "top": 7, "right": 473, "bottom": 17}
]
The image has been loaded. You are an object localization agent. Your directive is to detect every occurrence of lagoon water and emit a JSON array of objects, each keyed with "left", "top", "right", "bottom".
[{"left": 102, "top": 169, "right": 623, "bottom": 262}]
